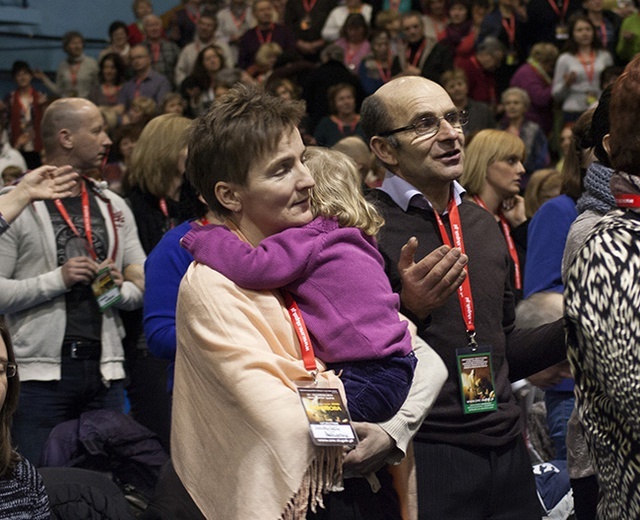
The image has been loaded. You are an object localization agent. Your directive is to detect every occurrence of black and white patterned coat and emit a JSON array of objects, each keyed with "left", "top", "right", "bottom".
[{"left": 565, "top": 209, "right": 640, "bottom": 520}]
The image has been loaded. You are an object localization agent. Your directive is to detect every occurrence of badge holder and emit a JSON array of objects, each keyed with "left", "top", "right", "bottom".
[
  {"left": 456, "top": 333, "right": 498, "bottom": 414},
  {"left": 286, "top": 293, "right": 358, "bottom": 447},
  {"left": 91, "top": 266, "right": 122, "bottom": 312}
]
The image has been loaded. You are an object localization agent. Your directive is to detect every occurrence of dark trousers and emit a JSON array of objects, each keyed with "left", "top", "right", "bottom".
[
  {"left": 12, "top": 356, "right": 125, "bottom": 465},
  {"left": 414, "top": 436, "right": 542, "bottom": 519},
  {"left": 570, "top": 475, "right": 598, "bottom": 520},
  {"left": 307, "top": 468, "right": 402, "bottom": 520}
]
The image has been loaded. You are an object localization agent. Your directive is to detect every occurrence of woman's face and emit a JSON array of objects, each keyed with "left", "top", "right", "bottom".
[
  {"left": 371, "top": 32, "right": 391, "bottom": 60},
  {"left": 119, "top": 137, "right": 137, "bottom": 160},
  {"left": 429, "top": 0, "right": 447, "bottom": 17},
  {"left": 164, "top": 98, "right": 185, "bottom": 115},
  {"left": 486, "top": 155, "right": 525, "bottom": 198},
  {"left": 573, "top": 20, "right": 594, "bottom": 47},
  {"left": 102, "top": 59, "right": 118, "bottom": 83},
  {"left": 276, "top": 85, "right": 293, "bottom": 100},
  {"left": 230, "top": 127, "right": 315, "bottom": 242},
  {"left": 449, "top": 4, "right": 468, "bottom": 24},
  {"left": 444, "top": 77, "right": 468, "bottom": 104},
  {"left": 334, "top": 88, "right": 356, "bottom": 117},
  {"left": 0, "top": 337, "right": 9, "bottom": 412},
  {"left": 66, "top": 37, "right": 84, "bottom": 58},
  {"left": 346, "top": 24, "right": 366, "bottom": 43},
  {"left": 560, "top": 127, "right": 573, "bottom": 156},
  {"left": 111, "top": 27, "right": 129, "bottom": 47},
  {"left": 503, "top": 93, "right": 527, "bottom": 120},
  {"left": 203, "top": 49, "right": 222, "bottom": 73},
  {"left": 135, "top": 1, "right": 153, "bottom": 20}
]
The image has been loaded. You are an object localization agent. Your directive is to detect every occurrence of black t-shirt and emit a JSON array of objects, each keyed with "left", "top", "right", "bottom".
[{"left": 45, "top": 191, "right": 108, "bottom": 343}]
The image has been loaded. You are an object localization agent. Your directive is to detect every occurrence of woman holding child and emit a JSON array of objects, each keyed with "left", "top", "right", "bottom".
[{"left": 159, "top": 85, "right": 446, "bottom": 519}]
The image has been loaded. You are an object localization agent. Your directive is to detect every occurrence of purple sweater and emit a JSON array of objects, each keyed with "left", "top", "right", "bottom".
[{"left": 181, "top": 216, "right": 412, "bottom": 363}]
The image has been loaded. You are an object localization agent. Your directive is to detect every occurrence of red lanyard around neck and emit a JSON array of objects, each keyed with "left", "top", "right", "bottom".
[
  {"left": 472, "top": 195, "right": 522, "bottom": 290},
  {"left": 284, "top": 292, "right": 318, "bottom": 374},
  {"left": 302, "top": 0, "right": 318, "bottom": 14},
  {"left": 375, "top": 56, "right": 392, "bottom": 82},
  {"left": 501, "top": 13, "right": 516, "bottom": 47},
  {"left": 53, "top": 180, "right": 97, "bottom": 260},
  {"left": 158, "top": 197, "right": 175, "bottom": 229},
  {"left": 432, "top": 194, "right": 476, "bottom": 345},
  {"left": 547, "top": 0, "right": 569, "bottom": 23},
  {"left": 615, "top": 194, "right": 640, "bottom": 208},
  {"left": 256, "top": 25, "right": 274, "bottom": 45},
  {"left": 406, "top": 39, "right": 426, "bottom": 68},
  {"left": 578, "top": 50, "right": 595, "bottom": 84}
]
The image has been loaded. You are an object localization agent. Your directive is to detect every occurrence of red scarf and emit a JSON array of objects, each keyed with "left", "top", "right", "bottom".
[{"left": 10, "top": 87, "right": 42, "bottom": 152}]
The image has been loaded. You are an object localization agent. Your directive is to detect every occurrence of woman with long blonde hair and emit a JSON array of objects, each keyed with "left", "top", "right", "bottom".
[{"left": 461, "top": 129, "right": 527, "bottom": 296}]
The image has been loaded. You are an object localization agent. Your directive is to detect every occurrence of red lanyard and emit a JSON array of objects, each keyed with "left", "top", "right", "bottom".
[
  {"left": 599, "top": 21, "right": 607, "bottom": 48},
  {"left": 375, "top": 58, "right": 392, "bottom": 82},
  {"left": 134, "top": 75, "right": 145, "bottom": 98},
  {"left": 150, "top": 42, "right": 161, "bottom": 65},
  {"left": 186, "top": 6, "right": 201, "bottom": 25},
  {"left": 578, "top": 50, "right": 595, "bottom": 84},
  {"left": 284, "top": 292, "right": 318, "bottom": 373},
  {"left": 432, "top": 195, "right": 476, "bottom": 343},
  {"left": 472, "top": 196, "right": 522, "bottom": 290},
  {"left": 302, "top": 0, "right": 318, "bottom": 14},
  {"left": 330, "top": 114, "right": 360, "bottom": 135},
  {"left": 546, "top": 0, "right": 569, "bottom": 24},
  {"left": 615, "top": 194, "right": 640, "bottom": 208},
  {"left": 158, "top": 197, "right": 175, "bottom": 229},
  {"left": 53, "top": 181, "right": 97, "bottom": 260},
  {"left": 256, "top": 25, "right": 274, "bottom": 45},
  {"left": 69, "top": 62, "right": 81, "bottom": 88},
  {"left": 406, "top": 39, "right": 426, "bottom": 67},
  {"left": 231, "top": 9, "right": 247, "bottom": 30},
  {"left": 501, "top": 14, "right": 516, "bottom": 47}
]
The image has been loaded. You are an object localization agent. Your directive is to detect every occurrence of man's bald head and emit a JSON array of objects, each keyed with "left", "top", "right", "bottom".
[
  {"left": 361, "top": 76, "right": 447, "bottom": 144},
  {"left": 41, "top": 98, "right": 112, "bottom": 171},
  {"left": 41, "top": 98, "right": 93, "bottom": 155}
]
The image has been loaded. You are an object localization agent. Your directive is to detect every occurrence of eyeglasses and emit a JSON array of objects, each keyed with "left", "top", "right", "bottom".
[
  {"left": 0, "top": 361, "right": 17, "bottom": 378},
  {"left": 378, "top": 110, "right": 468, "bottom": 138}
]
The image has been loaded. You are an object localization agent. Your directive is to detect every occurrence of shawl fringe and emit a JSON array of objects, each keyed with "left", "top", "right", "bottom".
[{"left": 280, "top": 447, "right": 344, "bottom": 520}]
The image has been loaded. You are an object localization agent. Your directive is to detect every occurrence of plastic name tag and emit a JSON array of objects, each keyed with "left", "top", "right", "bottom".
[
  {"left": 91, "top": 267, "right": 122, "bottom": 312},
  {"left": 298, "top": 387, "right": 359, "bottom": 447},
  {"left": 456, "top": 346, "right": 498, "bottom": 414}
]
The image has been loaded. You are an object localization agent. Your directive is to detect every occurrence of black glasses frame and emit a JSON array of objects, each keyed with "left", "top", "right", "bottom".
[{"left": 378, "top": 110, "right": 469, "bottom": 138}]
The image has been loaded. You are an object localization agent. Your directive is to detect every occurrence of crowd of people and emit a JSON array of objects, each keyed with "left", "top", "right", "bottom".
[{"left": 0, "top": 0, "right": 640, "bottom": 518}]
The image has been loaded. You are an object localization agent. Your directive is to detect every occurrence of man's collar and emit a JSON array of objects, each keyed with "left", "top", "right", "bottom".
[{"left": 378, "top": 171, "right": 465, "bottom": 214}]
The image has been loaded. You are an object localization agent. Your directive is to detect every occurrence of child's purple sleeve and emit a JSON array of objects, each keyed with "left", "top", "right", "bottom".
[{"left": 181, "top": 223, "right": 317, "bottom": 290}]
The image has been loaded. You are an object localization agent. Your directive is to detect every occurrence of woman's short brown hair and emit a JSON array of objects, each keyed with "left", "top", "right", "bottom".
[{"left": 186, "top": 84, "right": 305, "bottom": 216}]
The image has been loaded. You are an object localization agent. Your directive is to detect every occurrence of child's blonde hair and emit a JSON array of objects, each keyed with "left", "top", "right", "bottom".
[{"left": 305, "top": 146, "right": 384, "bottom": 236}]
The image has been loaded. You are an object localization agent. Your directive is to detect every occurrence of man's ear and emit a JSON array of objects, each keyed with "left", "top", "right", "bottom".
[
  {"left": 214, "top": 181, "right": 242, "bottom": 213},
  {"left": 602, "top": 133, "right": 611, "bottom": 157},
  {"left": 369, "top": 136, "right": 399, "bottom": 168},
  {"left": 58, "top": 129, "right": 73, "bottom": 151}
]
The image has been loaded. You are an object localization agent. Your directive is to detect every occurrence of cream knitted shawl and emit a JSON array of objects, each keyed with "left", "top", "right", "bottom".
[{"left": 173, "top": 261, "right": 344, "bottom": 519}]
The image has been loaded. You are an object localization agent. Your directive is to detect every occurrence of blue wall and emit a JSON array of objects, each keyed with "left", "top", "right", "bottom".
[{"left": 0, "top": 0, "right": 177, "bottom": 97}]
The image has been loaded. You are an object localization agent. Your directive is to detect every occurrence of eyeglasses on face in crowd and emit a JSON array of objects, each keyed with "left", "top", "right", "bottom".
[
  {"left": 0, "top": 361, "right": 17, "bottom": 378},
  {"left": 378, "top": 110, "right": 469, "bottom": 139}
]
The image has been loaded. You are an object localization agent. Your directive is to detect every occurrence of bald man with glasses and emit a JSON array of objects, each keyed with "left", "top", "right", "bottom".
[{"left": 361, "top": 76, "right": 566, "bottom": 518}]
